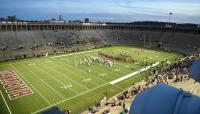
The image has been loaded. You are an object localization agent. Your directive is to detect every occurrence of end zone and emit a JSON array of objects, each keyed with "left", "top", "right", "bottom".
[{"left": 0, "top": 71, "right": 33, "bottom": 100}]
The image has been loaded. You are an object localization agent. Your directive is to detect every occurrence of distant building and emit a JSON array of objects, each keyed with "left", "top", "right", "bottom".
[
  {"left": 58, "top": 15, "right": 64, "bottom": 21},
  {"left": 51, "top": 18, "right": 56, "bottom": 21},
  {"left": 0, "top": 18, "right": 6, "bottom": 22},
  {"left": 7, "top": 16, "right": 17, "bottom": 22},
  {"left": 72, "top": 20, "right": 82, "bottom": 23},
  {"left": 85, "top": 18, "right": 89, "bottom": 23}
]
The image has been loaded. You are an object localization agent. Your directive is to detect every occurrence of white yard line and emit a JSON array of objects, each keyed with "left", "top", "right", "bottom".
[
  {"left": 31, "top": 62, "right": 79, "bottom": 95},
  {"left": 109, "top": 55, "right": 175, "bottom": 85},
  {"left": 0, "top": 90, "right": 12, "bottom": 114},
  {"left": 50, "top": 50, "right": 101, "bottom": 59},
  {"left": 59, "top": 61, "right": 100, "bottom": 87},
  {"left": 109, "top": 62, "right": 160, "bottom": 85},
  {"left": 30, "top": 55, "right": 175, "bottom": 114},
  {"left": 10, "top": 64, "right": 52, "bottom": 105},
  {"left": 37, "top": 60, "right": 90, "bottom": 91},
  {"left": 21, "top": 64, "right": 66, "bottom": 99},
  {"left": 31, "top": 83, "right": 108, "bottom": 114},
  {"left": 83, "top": 64, "right": 124, "bottom": 90},
  {"left": 76, "top": 67, "right": 108, "bottom": 83}
]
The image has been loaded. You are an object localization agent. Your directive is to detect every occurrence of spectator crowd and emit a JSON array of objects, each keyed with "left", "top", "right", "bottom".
[{"left": 84, "top": 53, "right": 200, "bottom": 114}]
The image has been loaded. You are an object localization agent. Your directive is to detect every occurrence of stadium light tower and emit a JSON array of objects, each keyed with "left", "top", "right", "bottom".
[
  {"left": 168, "top": 12, "right": 173, "bottom": 27},
  {"left": 149, "top": 35, "right": 152, "bottom": 48},
  {"left": 144, "top": 34, "right": 146, "bottom": 47}
]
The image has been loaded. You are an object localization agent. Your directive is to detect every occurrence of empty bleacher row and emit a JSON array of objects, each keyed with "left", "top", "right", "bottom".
[{"left": 0, "top": 29, "right": 200, "bottom": 61}]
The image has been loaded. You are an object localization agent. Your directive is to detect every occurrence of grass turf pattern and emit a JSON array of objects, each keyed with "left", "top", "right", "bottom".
[{"left": 0, "top": 45, "right": 184, "bottom": 114}]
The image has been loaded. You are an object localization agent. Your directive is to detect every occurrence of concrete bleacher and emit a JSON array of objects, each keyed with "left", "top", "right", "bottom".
[
  {"left": 81, "top": 53, "right": 200, "bottom": 114},
  {"left": 0, "top": 29, "right": 200, "bottom": 61},
  {"left": 80, "top": 79, "right": 200, "bottom": 114}
]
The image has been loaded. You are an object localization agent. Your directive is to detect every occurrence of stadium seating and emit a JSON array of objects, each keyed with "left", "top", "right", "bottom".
[
  {"left": 0, "top": 29, "right": 200, "bottom": 61},
  {"left": 82, "top": 53, "right": 200, "bottom": 114}
]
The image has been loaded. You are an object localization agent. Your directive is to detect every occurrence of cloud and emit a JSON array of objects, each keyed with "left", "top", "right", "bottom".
[{"left": 0, "top": 0, "right": 200, "bottom": 23}]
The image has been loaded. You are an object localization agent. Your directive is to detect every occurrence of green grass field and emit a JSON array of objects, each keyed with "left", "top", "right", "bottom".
[{"left": 0, "top": 45, "right": 184, "bottom": 114}]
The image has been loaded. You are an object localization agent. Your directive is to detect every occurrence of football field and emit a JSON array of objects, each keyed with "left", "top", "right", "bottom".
[{"left": 0, "top": 45, "right": 184, "bottom": 114}]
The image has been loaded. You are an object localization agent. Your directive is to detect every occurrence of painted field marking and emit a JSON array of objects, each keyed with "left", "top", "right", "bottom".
[
  {"left": 77, "top": 62, "right": 124, "bottom": 90},
  {"left": 31, "top": 54, "right": 175, "bottom": 114},
  {"left": 30, "top": 62, "right": 79, "bottom": 94},
  {"left": 28, "top": 63, "right": 36, "bottom": 66},
  {"left": 50, "top": 50, "right": 101, "bottom": 59},
  {"left": 10, "top": 64, "right": 52, "bottom": 105},
  {"left": 31, "top": 83, "right": 108, "bottom": 114},
  {"left": 109, "top": 55, "right": 175, "bottom": 85},
  {"left": 28, "top": 52, "right": 175, "bottom": 114},
  {"left": 109, "top": 62, "right": 160, "bottom": 85},
  {"left": 45, "top": 60, "right": 52, "bottom": 63},
  {"left": 55, "top": 60, "right": 99, "bottom": 87},
  {"left": 81, "top": 64, "right": 125, "bottom": 91},
  {"left": 0, "top": 90, "right": 12, "bottom": 114},
  {"left": 99, "top": 73, "right": 107, "bottom": 77},
  {"left": 81, "top": 78, "right": 92, "bottom": 83},
  {"left": 61, "top": 84, "right": 72, "bottom": 89},
  {"left": 21, "top": 64, "right": 66, "bottom": 99},
  {"left": 113, "top": 69, "right": 120, "bottom": 72},
  {"left": 37, "top": 60, "right": 90, "bottom": 90},
  {"left": 0, "top": 71, "right": 34, "bottom": 100},
  {"left": 77, "top": 66, "right": 108, "bottom": 84}
]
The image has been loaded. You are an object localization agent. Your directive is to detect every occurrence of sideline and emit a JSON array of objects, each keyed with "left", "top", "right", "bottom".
[
  {"left": 31, "top": 62, "right": 160, "bottom": 114},
  {"left": 31, "top": 83, "right": 108, "bottom": 114},
  {"left": 32, "top": 55, "right": 175, "bottom": 114},
  {"left": 109, "top": 55, "right": 175, "bottom": 85},
  {"left": 50, "top": 50, "right": 101, "bottom": 58},
  {"left": 10, "top": 64, "right": 52, "bottom": 105},
  {"left": 109, "top": 62, "right": 160, "bottom": 85},
  {"left": 0, "top": 90, "right": 12, "bottom": 114}
]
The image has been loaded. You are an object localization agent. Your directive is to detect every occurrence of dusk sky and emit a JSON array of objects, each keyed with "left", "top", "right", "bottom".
[{"left": 0, "top": 0, "right": 200, "bottom": 23}]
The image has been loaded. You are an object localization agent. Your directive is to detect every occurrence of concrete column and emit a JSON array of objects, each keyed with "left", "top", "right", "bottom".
[
  {"left": 21, "top": 23, "right": 22, "bottom": 31},
  {"left": 38, "top": 24, "right": 41, "bottom": 30},
  {"left": 11, "top": 23, "right": 13, "bottom": 31},
  {"left": 26, "top": 24, "right": 27, "bottom": 31},
  {"left": 63, "top": 25, "right": 65, "bottom": 30},
  {"left": 6, "top": 24, "right": 7, "bottom": 31},
  {"left": 16, "top": 23, "right": 17, "bottom": 31}
]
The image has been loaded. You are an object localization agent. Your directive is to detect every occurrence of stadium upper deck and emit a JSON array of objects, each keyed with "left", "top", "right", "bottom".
[
  {"left": 0, "top": 22, "right": 200, "bottom": 34},
  {"left": 0, "top": 23, "right": 200, "bottom": 62}
]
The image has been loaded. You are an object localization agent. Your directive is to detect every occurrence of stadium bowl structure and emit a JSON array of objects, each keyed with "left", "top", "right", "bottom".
[
  {"left": 0, "top": 23, "right": 200, "bottom": 114},
  {"left": 0, "top": 24, "right": 200, "bottom": 61}
]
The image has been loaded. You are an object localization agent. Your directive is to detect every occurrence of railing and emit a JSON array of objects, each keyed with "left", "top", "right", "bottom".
[{"left": 0, "top": 23, "right": 200, "bottom": 34}]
